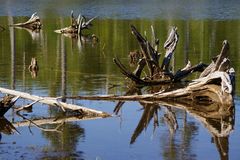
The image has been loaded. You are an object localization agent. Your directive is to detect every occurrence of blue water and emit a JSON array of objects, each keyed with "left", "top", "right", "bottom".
[{"left": 0, "top": 0, "right": 240, "bottom": 19}]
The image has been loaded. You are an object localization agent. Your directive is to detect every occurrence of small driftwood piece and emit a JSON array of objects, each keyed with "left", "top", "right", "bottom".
[
  {"left": 114, "top": 25, "right": 207, "bottom": 85},
  {"left": 11, "top": 12, "right": 41, "bottom": 30},
  {"left": 0, "top": 87, "right": 110, "bottom": 117},
  {"left": 55, "top": 11, "right": 96, "bottom": 36}
]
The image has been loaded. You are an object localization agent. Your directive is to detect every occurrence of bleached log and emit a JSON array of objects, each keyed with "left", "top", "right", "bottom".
[{"left": 0, "top": 87, "right": 110, "bottom": 117}]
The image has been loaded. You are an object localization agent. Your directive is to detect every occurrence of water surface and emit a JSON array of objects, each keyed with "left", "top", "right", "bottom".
[{"left": 0, "top": 1, "right": 240, "bottom": 160}]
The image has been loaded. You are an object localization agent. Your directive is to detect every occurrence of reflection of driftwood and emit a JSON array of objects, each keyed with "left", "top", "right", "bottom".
[
  {"left": 113, "top": 86, "right": 141, "bottom": 115},
  {"left": 159, "top": 100, "right": 234, "bottom": 160},
  {"left": 13, "top": 114, "right": 105, "bottom": 128},
  {"left": 160, "top": 100, "right": 234, "bottom": 137},
  {"left": 213, "top": 136, "right": 229, "bottom": 160},
  {"left": 114, "top": 25, "right": 206, "bottom": 85},
  {"left": 55, "top": 11, "right": 96, "bottom": 36},
  {"left": 0, "top": 25, "right": 5, "bottom": 32},
  {"left": 163, "top": 107, "right": 178, "bottom": 135},
  {"left": 0, "top": 117, "right": 19, "bottom": 135},
  {"left": 130, "top": 103, "right": 159, "bottom": 144},
  {"left": 0, "top": 87, "right": 110, "bottom": 117},
  {"left": 28, "top": 57, "right": 39, "bottom": 78},
  {"left": 11, "top": 12, "right": 41, "bottom": 30},
  {"left": 0, "top": 95, "right": 19, "bottom": 116},
  {"left": 14, "top": 26, "right": 42, "bottom": 40}
]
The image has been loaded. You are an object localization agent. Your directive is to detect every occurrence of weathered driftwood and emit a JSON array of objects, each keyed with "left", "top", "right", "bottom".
[
  {"left": 114, "top": 25, "right": 207, "bottom": 85},
  {"left": 67, "top": 70, "right": 234, "bottom": 106},
  {"left": 200, "top": 40, "right": 230, "bottom": 78},
  {"left": 0, "top": 87, "right": 110, "bottom": 117},
  {"left": 55, "top": 11, "right": 96, "bottom": 36},
  {"left": 11, "top": 12, "right": 41, "bottom": 30},
  {"left": 76, "top": 40, "right": 234, "bottom": 105}
]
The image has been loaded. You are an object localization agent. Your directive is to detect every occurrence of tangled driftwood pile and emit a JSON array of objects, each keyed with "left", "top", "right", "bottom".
[{"left": 69, "top": 25, "right": 235, "bottom": 107}]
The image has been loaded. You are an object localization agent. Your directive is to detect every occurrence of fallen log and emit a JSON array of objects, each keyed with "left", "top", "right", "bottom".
[
  {"left": 11, "top": 12, "right": 41, "bottom": 30},
  {"left": 0, "top": 87, "right": 110, "bottom": 117}
]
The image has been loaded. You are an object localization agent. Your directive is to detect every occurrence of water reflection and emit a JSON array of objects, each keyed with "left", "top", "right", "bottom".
[
  {"left": 0, "top": 117, "right": 18, "bottom": 139},
  {"left": 114, "top": 85, "right": 235, "bottom": 160}
]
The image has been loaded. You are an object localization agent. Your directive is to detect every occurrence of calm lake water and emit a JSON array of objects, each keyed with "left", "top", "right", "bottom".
[{"left": 0, "top": 1, "right": 240, "bottom": 160}]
